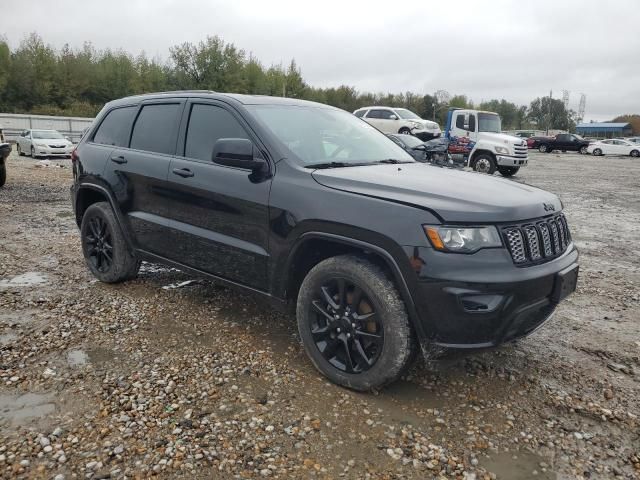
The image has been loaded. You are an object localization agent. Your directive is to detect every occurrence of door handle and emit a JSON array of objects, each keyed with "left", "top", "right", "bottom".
[
  {"left": 110, "top": 155, "right": 127, "bottom": 164},
  {"left": 172, "top": 168, "right": 194, "bottom": 178}
]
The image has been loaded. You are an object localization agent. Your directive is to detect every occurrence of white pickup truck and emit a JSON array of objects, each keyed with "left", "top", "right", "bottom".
[{"left": 444, "top": 108, "right": 528, "bottom": 177}]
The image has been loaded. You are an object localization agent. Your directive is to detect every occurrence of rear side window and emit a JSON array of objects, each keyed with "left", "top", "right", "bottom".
[
  {"left": 184, "top": 104, "right": 249, "bottom": 162},
  {"left": 130, "top": 104, "right": 181, "bottom": 154},
  {"left": 367, "top": 109, "right": 383, "bottom": 119},
  {"left": 354, "top": 110, "right": 366, "bottom": 118},
  {"left": 93, "top": 107, "right": 136, "bottom": 147}
]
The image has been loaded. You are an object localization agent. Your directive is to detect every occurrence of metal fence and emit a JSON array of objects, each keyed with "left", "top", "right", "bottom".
[{"left": 0, "top": 113, "right": 95, "bottom": 143}]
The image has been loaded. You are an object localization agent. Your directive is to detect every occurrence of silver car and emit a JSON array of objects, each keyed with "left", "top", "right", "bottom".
[{"left": 16, "top": 129, "right": 74, "bottom": 158}]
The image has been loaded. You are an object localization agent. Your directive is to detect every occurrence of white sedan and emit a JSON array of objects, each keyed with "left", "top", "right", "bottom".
[
  {"left": 16, "top": 129, "right": 74, "bottom": 158},
  {"left": 587, "top": 139, "right": 640, "bottom": 157}
]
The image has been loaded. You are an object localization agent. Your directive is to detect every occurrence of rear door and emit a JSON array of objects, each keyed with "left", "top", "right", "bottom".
[
  {"left": 164, "top": 99, "right": 272, "bottom": 290},
  {"left": 103, "top": 99, "right": 184, "bottom": 257}
]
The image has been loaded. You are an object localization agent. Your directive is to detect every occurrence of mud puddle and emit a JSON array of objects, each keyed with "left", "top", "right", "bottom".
[
  {"left": 480, "top": 451, "right": 556, "bottom": 479},
  {"left": 0, "top": 392, "right": 56, "bottom": 426}
]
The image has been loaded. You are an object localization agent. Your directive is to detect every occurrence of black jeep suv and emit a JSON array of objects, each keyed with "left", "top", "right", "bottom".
[{"left": 70, "top": 92, "right": 579, "bottom": 391}]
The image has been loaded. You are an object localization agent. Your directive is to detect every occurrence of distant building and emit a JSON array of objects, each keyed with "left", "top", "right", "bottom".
[{"left": 575, "top": 122, "right": 633, "bottom": 139}]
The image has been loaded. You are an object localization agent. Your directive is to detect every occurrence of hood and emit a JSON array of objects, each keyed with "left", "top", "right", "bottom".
[
  {"left": 311, "top": 163, "right": 561, "bottom": 223},
  {"left": 415, "top": 119, "right": 440, "bottom": 130},
  {"left": 480, "top": 132, "right": 525, "bottom": 145},
  {"left": 34, "top": 138, "right": 71, "bottom": 145}
]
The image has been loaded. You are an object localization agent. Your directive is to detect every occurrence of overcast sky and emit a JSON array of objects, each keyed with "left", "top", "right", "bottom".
[{"left": 5, "top": 0, "right": 639, "bottom": 121}]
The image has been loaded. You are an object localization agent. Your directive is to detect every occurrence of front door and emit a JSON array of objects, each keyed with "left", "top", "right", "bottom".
[{"left": 165, "top": 100, "right": 272, "bottom": 290}]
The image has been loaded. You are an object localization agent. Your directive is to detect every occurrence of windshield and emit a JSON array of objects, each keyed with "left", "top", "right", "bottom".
[
  {"left": 397, "top": 135, "right": 424, "bottom": 148},
  {"left": 394, "top": 108, "right": 421, "bottom": 120},
  {"left": 32, "top": 130, "right": 64, "bottom": 139},
  {"left": 573, "top": 134, "right": 584, "bottom": 140},
  {"left": 248, "top": 105, "right": 414, "bottom": 166},
  {"left": 478, "top": 113, "right": 502, "bottom": 133}
]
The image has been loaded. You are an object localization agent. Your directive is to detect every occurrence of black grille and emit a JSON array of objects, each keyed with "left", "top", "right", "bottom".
[{"left": 502, "top": 214, "right": 572, "bottom": 266}]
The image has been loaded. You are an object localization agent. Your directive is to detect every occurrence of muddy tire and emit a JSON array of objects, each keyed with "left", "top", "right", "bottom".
[
  {"left": 296, "top": 255, "right": 415, "bottom": 391},
  {"left": 80, "top": 202, "right": 139, "bottom": 283},
  {"left": 497, "top": 166, "right": 520, "bottom": 177},
  {"left": 0, "top": 163, "right": 5, "bottom": 187},
  {"left": 472, "top": 153, "right": 497, "bottom": 175}
]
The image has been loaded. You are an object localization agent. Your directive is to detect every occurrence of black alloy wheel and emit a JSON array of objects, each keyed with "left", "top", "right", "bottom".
[
  {"left": 83, "top": 215, "right": 114, "bottom": 273},
  {"left": 309, "top": 277, "right": 383, "bottom": 374}
]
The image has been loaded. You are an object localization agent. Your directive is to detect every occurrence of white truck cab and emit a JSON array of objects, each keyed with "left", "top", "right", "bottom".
[{"left": 444, "top": 108, "right": 528, "bottom": 177}]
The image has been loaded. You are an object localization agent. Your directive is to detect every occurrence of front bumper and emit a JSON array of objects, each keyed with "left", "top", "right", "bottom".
[
  {"left": 497, "top": 154, "right": 528, "bottom": 167},
  {"left": 403, "top": 244, "right": 578, "bottom": 348},
  {"left": 415, "top": 131, "right": 442, "bottom": 141},
  {"left": 33, "top": 145, "right": 74, "bottom": 157}
]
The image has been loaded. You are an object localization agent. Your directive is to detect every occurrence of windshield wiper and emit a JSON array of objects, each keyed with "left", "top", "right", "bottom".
[
  {"left": 305, "top": 162, "right": 361, "bottom": 169},
  {"left": 375, "top": 159, "right": 413, "bottom": 164}
]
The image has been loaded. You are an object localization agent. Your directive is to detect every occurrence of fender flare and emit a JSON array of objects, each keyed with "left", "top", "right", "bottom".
[
  {"left": 75, "top": 183, "right": 136, "bottom": 252},
  {"left": 285, "top": 231, "right": 429, "bottom": 345}
]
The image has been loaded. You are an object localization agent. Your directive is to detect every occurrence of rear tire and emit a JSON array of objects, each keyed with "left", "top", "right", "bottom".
[
  {"left": 296, "top": 255, "right": 415, "bottom": 391},
  {"left": 579, "top": 146, "right": 588, "bottom": 154},
  {"left": 630, "top": 150, "right": 639, "bottom": 158},
  {"left": 0, "top": 163, "right": 6, "bottom": 187},
  {"left": 497, "top": 166, "right": 520, "bottom": 177},
  {"left": 472, "top": 153, "right": 497, "bottom": 175},
  {"left": 80, "top": 202, "right": 140, "bottom": 283}
]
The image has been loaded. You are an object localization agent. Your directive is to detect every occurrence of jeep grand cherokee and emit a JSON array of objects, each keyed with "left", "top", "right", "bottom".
[{"left": 70, "top": 92, "right": 579, "bottom": 391}]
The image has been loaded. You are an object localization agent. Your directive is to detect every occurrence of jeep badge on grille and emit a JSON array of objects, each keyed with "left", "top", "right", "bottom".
[{"left": 543, "top": 203, "right": 555, "bottom": 212}]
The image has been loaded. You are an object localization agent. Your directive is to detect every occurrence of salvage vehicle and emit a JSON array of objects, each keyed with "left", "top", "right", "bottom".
[
  {"left": 443, "top": 108, "right": 528, "bottom": 176},
  {"left": 0, "top": 128, "right": 10, "bottom": 187},
  {"left": 354, "top": 106, "right": 441, "bottom": 141},
  {"left": 386, "top": 133, "right": 428, "bottom": 161},
  {"left": 587, "top": 139, "right": 640, "bottom": 157},
  {"left": 528, "top": 133, "right": 590, "bottom": 154},
  {"left": 70, "top": 92, "right": 579, "bottom": 391},
  {"left": 16, "top": 129, "right": 74, "bottom": 158}
]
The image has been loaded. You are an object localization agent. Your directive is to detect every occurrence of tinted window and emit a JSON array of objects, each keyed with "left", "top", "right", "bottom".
[
  {"left": 455, "top": 114, "right": 476, "bottom": 131},
  {"left": 93, "top": 107, "right": 137, "bottom": 147},
  {"left": 130, "top": 104, "right": 180, "bottom": 154},
  {"left": 184, "top": 104, "right": 250, "bottom": 162},
  {"left": 468, "top": 115, "right": 476, "bottom": 132},
  {"left": 368, "top": 109, "right": 393, "bottom": 119},
  {"left": 354, "top": 110, "right": 366, "bottom": 118},
  {"left": 455, "top": 115, "right": 465, "bottom": 129}
]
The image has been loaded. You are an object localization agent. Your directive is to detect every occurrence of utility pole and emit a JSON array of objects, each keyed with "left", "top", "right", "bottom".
[{"left": 547, "top": 89, "right": 552, "bottom": 135}]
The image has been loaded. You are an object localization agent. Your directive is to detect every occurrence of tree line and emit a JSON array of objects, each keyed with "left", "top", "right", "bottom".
[{"left": 0, "top": 33, "right": 584, "bottom": 130}]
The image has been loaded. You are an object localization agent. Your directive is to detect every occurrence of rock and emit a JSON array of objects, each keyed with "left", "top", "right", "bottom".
[
  {"left": 604, "top": 389, "right": 614, "bottom": 400},
  {"left": 39, "top": 437, "right": 51, "bottom": 447}
]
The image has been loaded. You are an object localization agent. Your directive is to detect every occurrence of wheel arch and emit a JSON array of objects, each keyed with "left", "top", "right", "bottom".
[
  {"left": 283, "top": 232, "right": 426, "bottom": 343},
  {"left": 75, "top": 183, "right": 135, "bottom": 251},
  {"left": 469, "top": 149, "right": 495, "bottom": 167}
]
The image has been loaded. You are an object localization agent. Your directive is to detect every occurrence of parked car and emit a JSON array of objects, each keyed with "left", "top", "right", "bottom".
[
  {"left": 0, "top": 128, "right": 10, "bottom": 187},
  {"left": 16, "top": 129, "right": 74, "bottom": 158},
  {"left": 354, "top": 106, "right": 441, "bottom": 140},
  {"left": 386, "top": 133, "right": 428, "bottom": 161},
  {"left": 624, "top": 136, "right": 640, "bottom": 144},
  {"left": 528, "top": 133, "right": 590, "bottom": 154},
  {"left": 71, "top": 92, "right": 579, "bottom": 391},
  {"left": 587, "top": 139, "right": 640, "bottom": 157}
]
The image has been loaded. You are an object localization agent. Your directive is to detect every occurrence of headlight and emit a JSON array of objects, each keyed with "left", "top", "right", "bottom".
[
  {"left": 34, "top": 142, "right": 47, "bottom": 147},
  {"left": 424, "top": 226, "right": 502, "bottom": 253},
  {"left": 495, "top": 146, "right": 509, "bottom": 154},
  {"left": 410, "top": 121, "right": 422, "bottom": 129}
]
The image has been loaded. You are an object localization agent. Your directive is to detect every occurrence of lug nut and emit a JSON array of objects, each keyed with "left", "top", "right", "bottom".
[
  {"left": 346, "top": 333, "right": 351, "bottom": 338},
  {"left": 334, "top": 315, "right": 340, "bottom": 319},
  {"left": 351, "top": 323, "right": 356, "bottom": 328},
  {"left": 336, "top": 328, "right": 341, "bottom": 333}
]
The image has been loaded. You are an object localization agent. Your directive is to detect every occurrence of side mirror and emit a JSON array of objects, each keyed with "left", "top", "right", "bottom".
[
  {"left": 463, "top": 113, "right": 470, "bottom": 130},
  {"left": 212, "top": 138, "right": 266, "bottom": 172},
  {"left": 389, "top": 114, "right": 398, "bottom": 120}
]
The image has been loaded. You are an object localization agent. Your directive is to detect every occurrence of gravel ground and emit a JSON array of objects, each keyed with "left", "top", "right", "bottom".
[{"left": 0, "top": 151, "right": 638, "bottom": 479}]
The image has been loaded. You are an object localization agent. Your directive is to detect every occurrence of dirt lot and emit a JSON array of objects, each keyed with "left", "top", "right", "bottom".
[{"left": 0, "top": 150, "right": 638, "bottom": 479}]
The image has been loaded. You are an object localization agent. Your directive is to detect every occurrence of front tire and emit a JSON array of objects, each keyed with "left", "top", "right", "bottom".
[
  {"left": 593, "top": 148, "right": 602, "bottom": 156},
  {"left": 0, "top": 163, "right": 6, "bottom": 187},
  {"left": 579, "top": 146, "right": 588, "bottom": 154},
  {"left": 30, "top": 146, "right": 36, "bottom": 158},
  {"left": 80, "top": 202, "right": 140, "bottom": 283},
  {"left": 472, "top": 154, "right": 497, "bottom": 175},
  {"left": 399, "top": 127, "right": 412, "bottom": 135},
  {"left": 17, "top": 144, "right": 24, "bottom": 156},
  {"left": 296, "top": 255, "right": 415, "bottom": 391},
  {"left": 497, "top": 166, "right": 520, "bottom": 177},
  {"left": 538, "top": 144, "right": 548, "bottom": 153}
]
